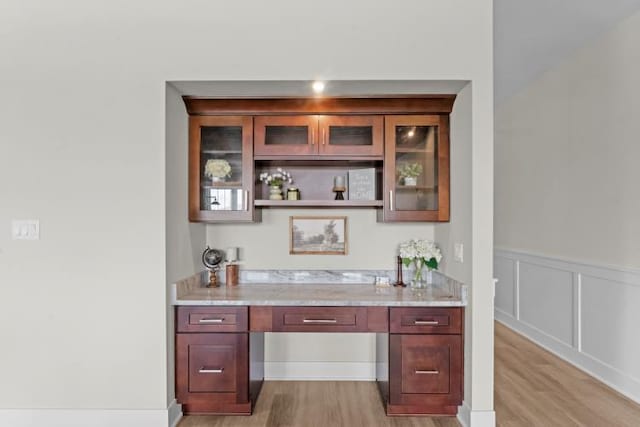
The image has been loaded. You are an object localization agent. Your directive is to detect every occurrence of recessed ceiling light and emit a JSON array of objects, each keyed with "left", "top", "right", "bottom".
[{"left": 312, "top": 81, "right": 325, "bottom": 94}]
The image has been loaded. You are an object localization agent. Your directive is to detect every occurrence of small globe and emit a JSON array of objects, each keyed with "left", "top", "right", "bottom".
[{"left": 202, "top": 247, "right": 224, "bottom": 270}]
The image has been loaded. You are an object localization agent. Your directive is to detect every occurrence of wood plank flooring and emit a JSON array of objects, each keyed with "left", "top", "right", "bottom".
[
  {"left": 177, "top": 381, "right": 459, "bottom": 427},
  {"left": 495, "top": 322, "right": 640, "bottom": 427},
  {"left": 179, "top": 323, "right": 640, "bottom": 426}
]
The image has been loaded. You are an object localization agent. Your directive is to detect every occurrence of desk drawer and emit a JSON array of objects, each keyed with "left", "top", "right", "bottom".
[
  {"left": 177, "top": 306, "right": 248, "bottom": 333},
  {"left": 390, "top": 307, "right": 462, "bottom": 334},
  {"left": 272, "top": 306, "right": 368, "bottom": 332}
]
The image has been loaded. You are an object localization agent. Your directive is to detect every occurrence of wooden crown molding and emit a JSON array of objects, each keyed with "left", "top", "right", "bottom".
[{"left": 182, "top": 95, "right": 457, "bottom": 116}]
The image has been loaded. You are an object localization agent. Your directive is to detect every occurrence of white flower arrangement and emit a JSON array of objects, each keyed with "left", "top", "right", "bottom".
[
  {"left": 399, "top": 239, "right": 442, "bottom": 283},
  {"left": 259, "top": 168, "right": 293, "bottom": 187},
  {"left": 204, "top": 159, "right": 232, "bottom": 179}
]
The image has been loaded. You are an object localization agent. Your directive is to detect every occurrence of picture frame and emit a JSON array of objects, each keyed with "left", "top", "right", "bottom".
[{"left": 289, "top": 216, "right": 348, "bottom": 255}]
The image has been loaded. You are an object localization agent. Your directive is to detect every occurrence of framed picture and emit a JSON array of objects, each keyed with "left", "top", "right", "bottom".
[{"left": 289, "top": 216, "right": 348, "bottom": 255}]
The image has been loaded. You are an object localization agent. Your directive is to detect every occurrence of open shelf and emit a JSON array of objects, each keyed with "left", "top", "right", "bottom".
[
  {"left": 201, "top": 150, "right": 243, "bottom": 154},
  {"left": 395, "top": 185, "right": 437, "bottom": 191},
  {"left": 255, "top": 199, "right": 383, "bottom": 208},
  {"left": 201, "top": 181, "right": 243, "bottom": 189}
]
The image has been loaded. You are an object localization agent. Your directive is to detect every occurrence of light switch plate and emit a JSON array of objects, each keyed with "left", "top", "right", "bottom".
[
  {"left": 11, "top": 220, "right": 40, "bottom": 240},
  {"left": 454, "top": 243, "right": 464, "bottom": 263}
]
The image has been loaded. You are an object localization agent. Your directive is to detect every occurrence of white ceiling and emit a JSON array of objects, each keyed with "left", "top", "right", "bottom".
[
  {"left": 495, "top": 0, "right": 640, "bottom": 104},
  {"left": 170, "top": 80, "right": 469, "bottom": 97}
]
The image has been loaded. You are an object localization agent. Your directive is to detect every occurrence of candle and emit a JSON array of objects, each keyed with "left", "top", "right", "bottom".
[
  {"left": 334, "top": 175, "right": 345, "bottom": 188},
  {"left": 226, "top": 247, "right": 238, "bottom": 262}
]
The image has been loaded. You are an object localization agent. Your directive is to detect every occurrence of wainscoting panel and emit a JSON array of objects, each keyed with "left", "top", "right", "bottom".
[
  {"left": 581, "top": 274, "right": 640, "bottom": 381},
  {"left": 494, "top": 249, "right": 640, "bottom": 404},
  {"left": 494, "top": 256, "right": 516, "bottom": 316},
  {"left": 519, "top": 261, "right": 574, "bottom": 346}
]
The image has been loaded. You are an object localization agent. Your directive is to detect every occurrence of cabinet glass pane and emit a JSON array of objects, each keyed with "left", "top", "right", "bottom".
[
  {"left": 394, "top": 125, "right": 438, "bottom": 211},
  {"left": 200, "top": 126, "right": 245, "bottom": 212},
  {"left": 264, "top": 126, "right": 309, "bottom": 146},
  {"left": 328, "top": 126, "right": 373, "bottom": 146}
]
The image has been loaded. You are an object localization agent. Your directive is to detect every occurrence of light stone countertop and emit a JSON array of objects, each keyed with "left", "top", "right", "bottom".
[{"left": 171, "top": 270, "right": 467, "bottom": 307}]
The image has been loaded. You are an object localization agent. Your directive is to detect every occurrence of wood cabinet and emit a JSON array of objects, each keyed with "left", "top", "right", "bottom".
[
  {"left": 254, "top": 115, "right": 383, "bottom": 157},
  {"left": 176, "top": 305, "right": 463, "bottom": 417},
  {"left": 379, "top": 307, "right": 464, "bottom": 416},
  {"left": 175, "top": 306, "right": 263, "bottom": 415},
  {"left": 183, "top": 97, "right": 454, "bottom": 223},
  {"left": 381, "top": 115, "right": 450, "bottom": 222},
  {"left": 188, "top": 116, "right": 259, "bottom": 223}
]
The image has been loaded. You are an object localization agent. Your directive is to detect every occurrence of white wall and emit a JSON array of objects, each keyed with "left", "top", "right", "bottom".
[
  {"left": 165, "top": 83, "right": 206, "bottom": 405},
  {"left": 0, "top": 0, "right": 493, "bottom": 424},
  {"left": 495, "top": 9, "right": 640, "bottom": 270},
  {"left": 494, "top": 7, "right": 640, "bottom": 407}
]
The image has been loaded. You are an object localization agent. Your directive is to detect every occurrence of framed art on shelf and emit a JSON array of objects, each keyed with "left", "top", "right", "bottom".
[{"left": 289, "top": 216, "right": 348, "bottom": 255}]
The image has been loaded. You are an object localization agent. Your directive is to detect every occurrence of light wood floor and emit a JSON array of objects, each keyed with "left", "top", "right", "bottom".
[
  {"left": 495, "top": 322, "right": 640, "bottom": 426},
  {"left": 179, "top": 323, "right": 640, "bottom": 426}
]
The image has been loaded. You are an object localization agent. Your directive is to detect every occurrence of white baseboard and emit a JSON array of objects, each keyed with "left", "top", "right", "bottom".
[
  {"left": 265, "top": 361, "right": 376, "bottom": 380},
  {"left": 0, "top": 407, "right": 177, "bottom": 427},
  {"left": 168, "top": 399, "right": 182, "bottom": 427},
  {"left": 457, "top": 401, "right": 496, "bottom": 427}
]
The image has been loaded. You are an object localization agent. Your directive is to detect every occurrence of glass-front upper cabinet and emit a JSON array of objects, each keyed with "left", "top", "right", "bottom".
[
  {"left": 254, "top": 116, "right": 318, "bottom": 156},
  {"left": 382, "top": 115, "right": 450, "bottom": 222},
  {"left": 254, "top": 115, "right": 383, "bottom": 157},
  {"left": 189, "top": 116, "right": 256, "bottom": 222},
  {"left": 319, "top": 116, "right": 383, "bottom": 156}
]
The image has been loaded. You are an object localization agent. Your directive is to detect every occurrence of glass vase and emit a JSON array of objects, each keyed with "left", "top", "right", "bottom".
[{"left": 411, "top": 259, "right": 426, "bottom": 288}]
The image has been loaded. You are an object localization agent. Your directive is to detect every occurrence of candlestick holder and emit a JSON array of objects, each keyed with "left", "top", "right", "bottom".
[
  {"left": 333, "top": 186, "right": 346, "bottom": 200},
  {"left": 394, "top": 256, "right": 406, "bottom": 287}
]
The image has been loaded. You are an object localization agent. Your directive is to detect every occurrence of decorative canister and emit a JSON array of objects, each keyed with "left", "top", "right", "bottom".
[{"left": 287, "top": 187, "right": 300, "bottom": 200}]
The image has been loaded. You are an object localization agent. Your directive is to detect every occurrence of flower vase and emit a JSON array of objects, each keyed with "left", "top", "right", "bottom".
[
  {"left": 404, "top": 176, "right": 417, "bottom": 186},
  {"left": 411, "top": 259, "right": 426, "bottom": 288},
  {"left": 269, "top": 185, "right": 283, "bottom": 200},
  {"left": 425, "top": 269, "right": 434, "bottom": 285}
]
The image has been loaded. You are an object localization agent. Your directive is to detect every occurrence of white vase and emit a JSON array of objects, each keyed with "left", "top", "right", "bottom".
[
  {"left": 403, "top": 176, "right": 417, "bottom": 186},
  {"left": 269, "top": 185, "right": 283, "bottom": 200},
  {"left": 211, "top": 176, "right": 225, "bottom": 184}
]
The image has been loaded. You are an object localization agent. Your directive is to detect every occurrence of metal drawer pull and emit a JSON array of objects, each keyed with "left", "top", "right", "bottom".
[
  {"left": 303, "top": 319, "right": 338, "bottom": 324},
  {"left": 414, "top": 320, "right": 439, "bottom": 325},
  {"left": 389, "top": 190, "right": 394, "bottom": 211},
  {"left": 199, "top": 367, "right": 224, "bottom": 374},
  {"left": 199, "top": 318, "right": 224, "bottom": 323},
  {"left": 415, "top": 369, "right": 439, "bottom": 375}
]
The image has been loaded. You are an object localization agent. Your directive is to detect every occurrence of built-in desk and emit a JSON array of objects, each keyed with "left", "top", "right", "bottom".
[{"left": 172, "top": 271, "right": 467, "bottom": 417}]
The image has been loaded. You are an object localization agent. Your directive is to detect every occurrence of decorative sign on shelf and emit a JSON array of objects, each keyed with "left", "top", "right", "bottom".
[{"left": 347, "top": 168, "right": 376, "bottom": 200}]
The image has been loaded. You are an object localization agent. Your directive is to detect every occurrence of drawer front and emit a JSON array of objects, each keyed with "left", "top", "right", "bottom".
[
  {"left": 176, "top": 333, "right": 249, "bottom": 403},
  {"left": 390, "top": 334, "right": 462, "bottom": 405},
  {"left": 390, "top": 307, "right": 462, "bottom": 334},
  {"left": 188, "top": 341, "right": 237, "bottom": 393},
  {"left": 272, "top": 306, "right": 367, "bottom": 332},
  {"left": 177, "top": 306, "right": 248, "bottom": 332}
]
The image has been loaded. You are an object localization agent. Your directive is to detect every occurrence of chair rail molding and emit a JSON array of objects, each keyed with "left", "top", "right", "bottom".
[{"left": 494, "top": 248, "right": 640, "bottom": 405}]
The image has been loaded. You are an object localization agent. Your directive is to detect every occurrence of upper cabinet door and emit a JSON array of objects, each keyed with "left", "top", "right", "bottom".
[
  {"left": 189, "top": 116, "right": 256, "bottom": 222},
  {"left": 318, "top": 115, "right": 383, "bottom": 157},
  {"left": 382, "top": 115, "right": 450, "bottom": 222},
  {"left": 254, "top": 116, "right": 318, "bottom": 156}
]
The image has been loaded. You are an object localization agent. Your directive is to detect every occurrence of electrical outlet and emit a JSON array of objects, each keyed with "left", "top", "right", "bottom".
[
  {"left": 454, "top": 243, "right": 464, "bottom": 263},
  {"left": 12, "top": 220, "right": 40, "bottom": 240}
]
